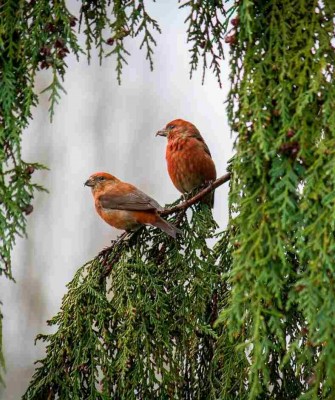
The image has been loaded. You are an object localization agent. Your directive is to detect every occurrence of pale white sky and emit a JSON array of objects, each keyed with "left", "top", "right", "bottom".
[{"left": 0, "top": 1, "right": 233, "bottom": 398}]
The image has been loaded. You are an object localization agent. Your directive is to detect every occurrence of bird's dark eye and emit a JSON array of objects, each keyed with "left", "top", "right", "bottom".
[
  {"left": 98, "top": 176, "right": 105, "bottom": 181},
  {"left": 167, "top": 124, "right": 175, "bottom": 130}
]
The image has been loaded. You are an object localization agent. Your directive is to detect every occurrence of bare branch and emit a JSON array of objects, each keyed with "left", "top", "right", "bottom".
[{"left": 160, "top": 172, "right": 231, "bottom": 216}]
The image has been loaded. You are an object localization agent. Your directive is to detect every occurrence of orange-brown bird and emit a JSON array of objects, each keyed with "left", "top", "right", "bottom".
[
  {"left": 85, "top": 172, "right": 180, "bottom": 238},
  {"left": 156, "top": 119, "right": 217, "bottom": 206}
]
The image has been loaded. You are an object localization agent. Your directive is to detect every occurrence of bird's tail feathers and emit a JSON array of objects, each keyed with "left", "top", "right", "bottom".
[
  {"left": 203, "top": 191, "right": 215, "bottom": 208},
  {"left": 153, "top": 217, "right": 181, "bottom": 239}
]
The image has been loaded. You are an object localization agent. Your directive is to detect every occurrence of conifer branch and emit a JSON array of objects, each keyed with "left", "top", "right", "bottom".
[
  {"left": 160, "top": 172, "right": 231, "bottom": 216},
  {"left": 23, "top": 205, "right": 229, "bottom": 399},
  {"left": 0, "top": 1, "right": 233, "bottom": 280},
  {"left": 179, "top": 0, "right": 237, "bottom": 87},
  {"left": 219, "top": 2, "right": 335, "bottom": 398},
  {"left": 0, "top": 3, "right": 234, "bottom": 383}
]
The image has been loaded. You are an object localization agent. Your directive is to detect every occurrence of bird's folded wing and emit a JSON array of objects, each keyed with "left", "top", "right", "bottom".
[
  {"left": 190, "top": 133, "right": 212, "bottom": 157},
  {"left": 99, "top": 190, "right": 163, "bottom": 211}
]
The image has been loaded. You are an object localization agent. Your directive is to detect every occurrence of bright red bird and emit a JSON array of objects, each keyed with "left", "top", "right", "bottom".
[
  {"left": 156, "top": 119, "right": 217, "bottom": 206},
  {"left": 85, "top": 172, "right": 180, "bottom": 238}
]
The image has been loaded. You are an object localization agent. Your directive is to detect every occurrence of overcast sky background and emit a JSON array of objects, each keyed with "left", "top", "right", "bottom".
[{"left": 0, "top": 1, "right": 234, "bottom": 398}]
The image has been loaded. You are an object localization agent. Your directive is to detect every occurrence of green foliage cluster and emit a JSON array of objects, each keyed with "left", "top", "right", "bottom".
[
  {"left": 80, "top": 0, "right": 161, "bottom": 82},
  {"left": 6, "top": 1, "right": 335, "bottom": 398},
  {"left": 217, "top": 1, "right": 335, "bottom": 398},
  {"left": 180, "top": 0, "right": 235, "bottom": 87},
  {"left": 0, "top": 0, "right": 80, "bottom": 382},
  {"left": 0, "top": 0, "right": 230, "bottom": 385},
  {"left": 23, "top": 205, "right": 233, "bottom": 399},
  {"left": 0, "top": 0, "right": 158, "bottom": 282}
]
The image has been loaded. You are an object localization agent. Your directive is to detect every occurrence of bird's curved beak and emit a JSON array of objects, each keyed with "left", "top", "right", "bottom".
[
  {"left": 84, "top": 178, "right": 95, "bottom": 187},
  {"left": 155, "top": 128, "right": 168, "bottom": 137}
]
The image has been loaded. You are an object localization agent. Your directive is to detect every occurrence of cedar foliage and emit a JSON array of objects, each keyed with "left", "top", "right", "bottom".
[
  {"left": 23, "top": 205, "right": 233, "bottom": 399},
  {"left": 0, "top": 0, "right": 229, "bottom": 386},
  {"left": 217, "top": 1, "right": 335, "bottom": 399}
]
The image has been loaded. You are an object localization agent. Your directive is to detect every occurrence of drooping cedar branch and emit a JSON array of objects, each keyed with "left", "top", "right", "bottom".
[
  {"left": 23, "top": 185, "right": 227, "bottom": 400},
  {"left": 0, "top": 1, "right": 233, "bottom": 386}
]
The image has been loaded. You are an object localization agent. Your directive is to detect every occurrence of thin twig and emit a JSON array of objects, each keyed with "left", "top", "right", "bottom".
[
  {"left": 160, "top": 172, "right": 231, "bottom": 216},
  {"left": 3, "top": 140, "right": 18, "bottom": 168},
  {"left": 99, "top": 231, "right": 129, "bottom": 279}
]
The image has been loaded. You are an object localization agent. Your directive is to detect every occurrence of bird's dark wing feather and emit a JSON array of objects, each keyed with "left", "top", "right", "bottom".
[
  {"left": 190, "top": 132, "right": 212, "bottom": 157},
  {"left": 99, "top": 190, "right": 163, "bottom": 212},
  {"left": 201, "top": 140, "right": 212, "bottom": 157}
]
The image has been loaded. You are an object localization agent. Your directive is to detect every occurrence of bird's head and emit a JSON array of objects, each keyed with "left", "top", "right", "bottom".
[
  {"left": 84, "top": 172, "right": 119, "bottom": 191},
  {"left": 155, "top": 119, "right": 199, "bottom": 141}
]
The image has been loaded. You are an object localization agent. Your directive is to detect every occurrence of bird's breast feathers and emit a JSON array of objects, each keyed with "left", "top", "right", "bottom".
[
  {"left": 96, "top": 207, "right": 139, "bottom": 230},
  {"left": 166, "top": 137, "right": 216, "bottom": 193}
]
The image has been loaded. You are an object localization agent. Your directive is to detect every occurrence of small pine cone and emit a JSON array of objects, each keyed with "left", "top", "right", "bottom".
[
  {"left": 45, "top": 22, "right": 56, "bottom": 33},
  {"left": 54, "top": 38, "right": 65, "bottom": 48},
  {"left": 25, "top": 165, "right": 35, "bottom": 175},
  {"left": 225, "top": 34, "right": 236, "bottom": 45},
  {"left": 231, "top": 17, "right": 240, "bottom": 27},
  {"left": 23, "top": 205, "right": 34, "bottom": 215},
  {"left": 69, "top": 16, "right": 77, "bottom": 27}
]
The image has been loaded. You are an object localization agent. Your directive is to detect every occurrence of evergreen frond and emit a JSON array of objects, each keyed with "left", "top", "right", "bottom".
[
  {"left": 218, "top": 1, "right": 335, "bottom": 399},
  {"left": 0, "top": 2, "right": 232, "bottom": 385},
  {"left": 179, "top": 0, "right": 236, "bottom": 87},
  {"left": 23, "top": 206, "right": 236, "bottom": 399}
]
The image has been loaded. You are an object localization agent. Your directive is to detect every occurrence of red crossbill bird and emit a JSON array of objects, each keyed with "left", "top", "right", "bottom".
[
  {"left": 156, "top": 119, "right": 217, "bottom": 206},
  {"left": 85, "top": 172, "right": 180, "bottom": 238}
]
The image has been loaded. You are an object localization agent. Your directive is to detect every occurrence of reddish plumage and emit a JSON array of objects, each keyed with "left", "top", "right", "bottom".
[
  {"left": 156, "top": 119, "right": 217, "bottom": 206},
  {"left": 85, "top": 172, "right": 180, "bottom": 238}
]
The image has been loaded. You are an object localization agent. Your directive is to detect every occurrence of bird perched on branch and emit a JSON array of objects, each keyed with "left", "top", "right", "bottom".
[
  {"left": 156, "top": 119, "right": 217, "bottom": 207},
  {"left": 85, "top": 172, "right": 180, "bottom": 238}
]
